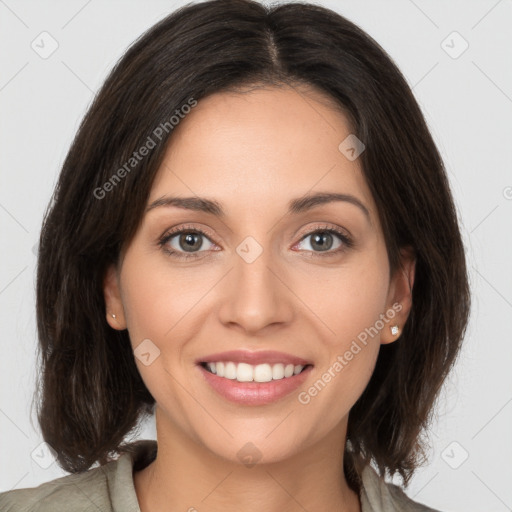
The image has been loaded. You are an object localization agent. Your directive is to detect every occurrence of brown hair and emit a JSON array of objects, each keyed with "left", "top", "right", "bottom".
[{"left": 34, "top": 0, "right": 470, "bottom": 489}]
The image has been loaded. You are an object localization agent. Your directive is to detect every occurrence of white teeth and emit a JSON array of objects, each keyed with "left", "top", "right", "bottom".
[
  {"left": 272, "top": 364, "right": 285, "bottom": 380},
  {"left": 224, "top": 362, "right": 237, "bottom": 379},
  {"left": 237, "top": 363, "right": 253, "bottom": 382},
  {"left": 254, "top": 364, "right": 272, "bottom": 382},
  {"left": 204, "top": 361, "right": 306, "bottom": 382}
]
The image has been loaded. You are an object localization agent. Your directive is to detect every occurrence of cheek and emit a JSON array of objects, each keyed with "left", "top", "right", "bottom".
[
  {"left": 297, "top": 265, "right": 388, "bottom": 424},
  {"left": 297, "top": 250, "right": 389, "bottom": 406},
  {"left": 118, "top": 251, "right": 203, "bottom": 410},
  {"left": 120, "top": 248, "right": 204, "bottom": 343},
  {"left": 305, "top": 256, "right": 390, "bottom": 348},
  {"left": 304, "top": 251, "right": 389, "bottom": 408}
]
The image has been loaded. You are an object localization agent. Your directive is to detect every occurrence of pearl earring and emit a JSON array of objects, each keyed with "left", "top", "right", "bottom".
[
  {"left": 111, "top": 313, "right": 116, "bottom": 319},
  {"left": 390, "top": 325, "right": 399, "bottom": 336}
]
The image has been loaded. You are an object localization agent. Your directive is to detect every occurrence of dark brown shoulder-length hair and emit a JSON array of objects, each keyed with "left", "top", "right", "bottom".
[{"left": 34, "top": 0, "right": 470, "bottom": 490}]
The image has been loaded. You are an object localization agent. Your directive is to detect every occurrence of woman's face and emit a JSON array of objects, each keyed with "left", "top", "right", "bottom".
[{"left": 104, "top": 84, "right": 414, "bottom": 465}]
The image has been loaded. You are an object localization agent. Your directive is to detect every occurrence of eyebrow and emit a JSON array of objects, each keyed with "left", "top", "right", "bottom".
[{"left": 146, "top": 191, "right": 370, "bottom": 221}]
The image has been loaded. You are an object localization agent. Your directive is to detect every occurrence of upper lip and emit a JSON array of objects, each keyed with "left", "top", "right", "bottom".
[{"left": 197, "top": 350, "right": 312, "bottom": 366}]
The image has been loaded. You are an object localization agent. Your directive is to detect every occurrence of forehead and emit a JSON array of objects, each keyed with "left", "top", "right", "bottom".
[{"left": 149, "top": 85, "right": 376, "bottom": 220}]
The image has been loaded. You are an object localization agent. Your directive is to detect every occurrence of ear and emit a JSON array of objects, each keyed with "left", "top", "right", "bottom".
[
  {"left": 380, "top": 246, "right": 416, "bottom": 345},
  {"left": 103, "top": 264, "right": 127, "bottom": 330}
]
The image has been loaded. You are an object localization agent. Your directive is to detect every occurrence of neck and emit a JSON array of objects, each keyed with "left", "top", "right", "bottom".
[{"left": 134, "top": 409, "right": 361, "bottom": 512}]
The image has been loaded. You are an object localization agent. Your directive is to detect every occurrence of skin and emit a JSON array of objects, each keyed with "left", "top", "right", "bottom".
[{"left": 103, "top": 84, "right": 415, "bottom": 512}]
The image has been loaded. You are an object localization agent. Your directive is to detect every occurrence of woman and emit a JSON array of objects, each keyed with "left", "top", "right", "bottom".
[{"left": 0, "top": 0, "right": 470, "bottom": 510}]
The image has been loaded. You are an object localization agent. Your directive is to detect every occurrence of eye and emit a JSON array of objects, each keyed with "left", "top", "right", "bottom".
[
  {"left": 158, "top": 225, "right": 217, "bottom": 260},
  {"left": 294, "top": 225, "right": 353, "bottom": 256}
]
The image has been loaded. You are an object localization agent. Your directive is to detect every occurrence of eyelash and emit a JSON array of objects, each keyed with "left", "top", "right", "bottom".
[{"left": 158, "top": 224, "right": 354, "bottom": 261}]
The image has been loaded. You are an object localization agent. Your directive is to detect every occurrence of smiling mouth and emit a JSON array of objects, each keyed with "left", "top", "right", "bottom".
[{"left": 200, "top": 361, "right": 313, "bottom": 383}]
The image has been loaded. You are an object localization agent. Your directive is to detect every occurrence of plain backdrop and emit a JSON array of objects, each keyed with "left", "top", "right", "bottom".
[{"left": 1, "top": 0, "right": 511, "bottom": 510}]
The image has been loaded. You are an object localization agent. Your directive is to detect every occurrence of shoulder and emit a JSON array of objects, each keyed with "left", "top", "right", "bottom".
[
  {"left": 0, "top": 464, "right": 113, "bottom": 512},
  {"left": 0, "top": 440, "right": 156, "bottom": 512},
  {"left": 360, "top": 463, "right": 442, "bottom": 512}
]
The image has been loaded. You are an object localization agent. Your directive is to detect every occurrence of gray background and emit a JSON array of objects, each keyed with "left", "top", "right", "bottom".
[{"left": 1, "top": 0, "right": 511, "bottom": 510}]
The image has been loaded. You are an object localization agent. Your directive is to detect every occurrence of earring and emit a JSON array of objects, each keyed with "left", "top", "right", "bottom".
[
  {"left": 111, "top": 313, "right": 116, "bottom": 319},
  {"left": 390, "top": 325, "right": 399, "bottom": 336}
]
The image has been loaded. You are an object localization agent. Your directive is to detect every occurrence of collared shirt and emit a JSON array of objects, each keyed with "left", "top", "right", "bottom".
[{"left": 0, "top": 440, "right": 440, "bottom": 511}]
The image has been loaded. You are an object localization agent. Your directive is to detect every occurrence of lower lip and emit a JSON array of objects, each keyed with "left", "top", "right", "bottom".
[{"left": 198, "top": 364, "right": 313, "bottom": 405}]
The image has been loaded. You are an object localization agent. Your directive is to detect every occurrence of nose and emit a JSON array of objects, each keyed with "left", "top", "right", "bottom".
[{"left": 217, "top": 244, "right": 294, "bottom": 335}]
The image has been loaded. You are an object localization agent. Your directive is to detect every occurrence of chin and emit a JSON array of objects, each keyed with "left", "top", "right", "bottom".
[{"left": 196, "top": 427, "right": 305, "bottom": 467}]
